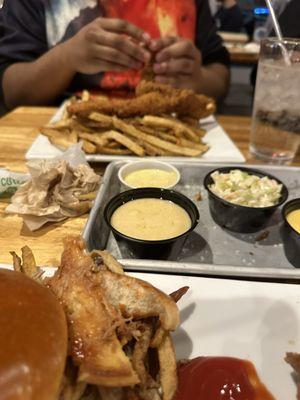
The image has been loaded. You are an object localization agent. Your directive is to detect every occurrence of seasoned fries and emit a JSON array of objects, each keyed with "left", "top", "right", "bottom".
[{"left": 41, "top": 81, "right": 213, "bottom": 158}]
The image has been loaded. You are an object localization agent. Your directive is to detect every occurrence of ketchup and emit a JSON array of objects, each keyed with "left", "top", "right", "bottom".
[{"left": 174, "top": 357, "right": 275, "bottom": 400}]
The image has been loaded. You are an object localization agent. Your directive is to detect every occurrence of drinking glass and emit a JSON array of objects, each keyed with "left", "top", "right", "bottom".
[{"left": 250, "top": 38, "right": 300, "bottom": 164}]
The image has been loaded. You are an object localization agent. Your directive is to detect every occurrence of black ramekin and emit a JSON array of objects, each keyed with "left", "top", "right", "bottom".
[
  {"left": 104, "top": 188, "right": 199, "bottom": 260},
  {"left": 203, "top": 166, "right": 289, "bottom": 233},
  {"left": 281, "top": 198, "right": 300, "bottom": 268}
]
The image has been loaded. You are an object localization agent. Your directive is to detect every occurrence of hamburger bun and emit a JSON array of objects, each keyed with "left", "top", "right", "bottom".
[{"left": 0, "top": 269, "right": 67, "bottom": 400}]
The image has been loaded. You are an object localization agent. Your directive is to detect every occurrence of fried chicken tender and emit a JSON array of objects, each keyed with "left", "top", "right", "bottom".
[
  {"left": 67, "top": 81, "right": 215, "bottom": 120},
  {"left": 136, "top": 80, "right": 216, "bottom": 119}
]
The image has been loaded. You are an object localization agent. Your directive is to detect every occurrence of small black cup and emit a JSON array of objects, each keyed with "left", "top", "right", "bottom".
[
  {"left": 104, "top": 188, "right": 199, "bottom": 260},
  {"left": 282, "top": 198, "right": 300, "bottom": 268},
  {"left": 204, "top": 166, "right": 288, "bottom": 233}
]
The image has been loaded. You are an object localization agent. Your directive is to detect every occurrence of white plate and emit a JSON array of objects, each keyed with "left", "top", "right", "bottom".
[
  {"left": 1, "top": 264, "right": 295, "bottom": 399},
  {"left": 25, "top": 105, "right": 245, "bottom": 164}
]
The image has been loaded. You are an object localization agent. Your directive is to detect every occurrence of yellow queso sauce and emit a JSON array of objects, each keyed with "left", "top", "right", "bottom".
[
  {"left": 287, "top": 209, "right": 300, "bottom": 234},
  {"left": 110, "top": 198, "right": 191, "bottom": 241},
  {"left": 124, "top": 169, "right": 177, "bottom": 188}
]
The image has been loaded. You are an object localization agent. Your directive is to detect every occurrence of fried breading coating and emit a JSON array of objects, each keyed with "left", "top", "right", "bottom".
[{"left": 67, "top": 81, "right": 215, "bottom": 120}]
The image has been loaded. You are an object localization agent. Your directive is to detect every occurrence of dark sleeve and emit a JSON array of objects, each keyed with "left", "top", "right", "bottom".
[
  {"left": 195, "top": 0, "right": 230, "bottom": 67},
  {"left": 278, "top": 0, "right": 300, "bottom": 38},
  {"left": 0, "top": 0, "right": 47, "bottom": 108},
  {"left": 215, "top": 5, "right": 244, "bottom": 33}
]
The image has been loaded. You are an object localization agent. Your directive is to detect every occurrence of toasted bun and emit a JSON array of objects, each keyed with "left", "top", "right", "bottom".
[{"left": 0, "top": 269, "right": 68, "bottom": 400}]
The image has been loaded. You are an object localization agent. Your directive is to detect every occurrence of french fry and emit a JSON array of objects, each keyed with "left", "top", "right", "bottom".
[
  {"left": 106, "top": 141, "right": 120, "bottom": 149},
  {"left": 21, "top": 246, "right": 39, "bottom": 278},
  {"left": 113, "top": 117, "right": 204, "bottom": 157},
  {"left": 140, "top": 142, "right": 164, "bottom": 156},
  {"left": 82, "top": 140, "right": 97, "bottom": 154},
  {"left": 71, "top": 119, "right": 99, "bottom": 133},
  {"left": 78, "top": 118, "right": 111, "bottom": 130},
  {"left": 41, "top": 128, "right": 77, "bottom": 149},
  {"left": 88, "top": 112, "right": 113, "bottom": 127},
  {"left": 10, "top": 251, "right": 22, "bottom": 272},
  {"left": 158, "top": 334, "right": 177, "bottom": 400},
  {"left": 157, "top": 132, "right": 177, "bottom": 144},
  {"left": 132, "top": 123, "right": 157, "bottom": 136},
  {"left": 45, "top": 117, "right": 74, "bottom": 130},
  {"left": 142, "top": 115, "right": 199, "bottom": 142},
  {"left": 100, "top": 130, "right": 145, "bottom": 156},
  {"left": 177, "top": 138, "right": 208, "bottom": 151},
  {"left": 96, "top": 146, "right": 132, "bottom": 155},
  {"left": 78, "top": 132, "right": 109, "bottom": 147}
]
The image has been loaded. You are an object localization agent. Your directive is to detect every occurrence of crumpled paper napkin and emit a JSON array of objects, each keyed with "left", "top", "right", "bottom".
[{"left": 6, "top": 143, "right": 101, "bottom": 231}]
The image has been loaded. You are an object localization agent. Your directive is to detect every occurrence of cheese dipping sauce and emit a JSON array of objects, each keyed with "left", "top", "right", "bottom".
[
  {"left": 287, "top": 209, "right": 300, "bottom": 233},
  {"left": 110, "top": 198, "right": 191, "bottom": 241},
  {"left": 124, "top": 169, "right": 177, "bottom": 188}
]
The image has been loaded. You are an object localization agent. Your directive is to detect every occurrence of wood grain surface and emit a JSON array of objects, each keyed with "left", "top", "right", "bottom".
[
  {"left": 0, "top": 107, "right": 299, "bottom": 266},
  {"left": 229, "top": 51, "right": 259, "bottom": 65}
]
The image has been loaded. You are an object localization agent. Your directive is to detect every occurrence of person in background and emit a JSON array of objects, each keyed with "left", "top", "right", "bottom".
[
  {"left": 214, "top": 0, "right": 244, "bottom": 33},
  {"left": 0, "top": 0, "right": 230, "bottom": 112}
]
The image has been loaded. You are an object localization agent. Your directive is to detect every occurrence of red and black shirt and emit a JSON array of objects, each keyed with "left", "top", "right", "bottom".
[{"left": 0, "top": 0, "right": 229, "bottom": 101}]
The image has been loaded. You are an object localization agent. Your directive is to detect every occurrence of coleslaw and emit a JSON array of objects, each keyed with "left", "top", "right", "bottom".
[{"left": 209, "top": 169, "right": 282, "bottom": 207}]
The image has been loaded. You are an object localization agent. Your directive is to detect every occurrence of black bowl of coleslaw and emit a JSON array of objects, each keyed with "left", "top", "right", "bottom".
[{"left": 203, "top": 167, "right": 288, "bottom": 233}]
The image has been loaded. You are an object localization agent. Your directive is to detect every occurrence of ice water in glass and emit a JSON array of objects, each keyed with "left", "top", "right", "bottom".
[{"left": 250, "top": 39, "right": 300, "bottom": 164}]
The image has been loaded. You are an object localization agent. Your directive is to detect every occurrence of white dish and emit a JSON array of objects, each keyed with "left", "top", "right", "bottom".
[
  {"left": 0, "top": 263, "right": 298, "bottom": 399},
  {"left": 25, "top": 105, "right": 245, "bottom": 164},
  {"left": 118, "top": 160, "right": 180, "bottom": 189}
]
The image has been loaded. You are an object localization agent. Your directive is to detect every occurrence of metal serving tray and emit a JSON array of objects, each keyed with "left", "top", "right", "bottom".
[{"left": 83, "top": 161, "right": 300, "bottom": 279}]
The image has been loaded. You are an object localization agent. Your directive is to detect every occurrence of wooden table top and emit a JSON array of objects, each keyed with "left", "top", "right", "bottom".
[
  {"left": 229, "top": 50, "right": 259, "bottom": 65},
  {"left": 224, "top": 43, "right": 260, "bottom": 65},
  {"left": 0, "top": 107, "right": 298, "bottom": 267}
]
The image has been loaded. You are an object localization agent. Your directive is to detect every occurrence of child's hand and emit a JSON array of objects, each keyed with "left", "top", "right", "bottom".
[
  {"left": 149, "top": 37, "right": 203, "bottom": 91},
  {"left": 66, "top": 18, "right": 151, "bottom": 74}
]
